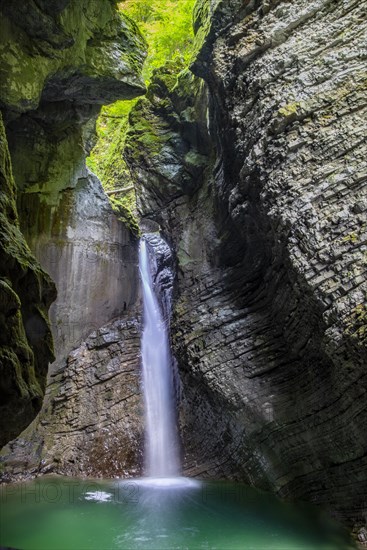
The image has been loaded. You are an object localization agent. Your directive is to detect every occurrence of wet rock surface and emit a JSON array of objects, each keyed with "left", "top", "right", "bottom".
[
  {"left": 143, "top": 232, "right": 175, "bottom": 324},
  {"left": 127, "top": 0, "right": 367, "bottom": 528},
  {"left": 1, "top": 0, "right": 366, "bottom": 534},
  {"left": 22, "top": 171, "right": 139, "bottom": 364},
  {"left": 0, "top": 316, "right": 144, "bottom": 480},
  {"left": 125, "top": 64, "right": 211, "bottom": 216}
]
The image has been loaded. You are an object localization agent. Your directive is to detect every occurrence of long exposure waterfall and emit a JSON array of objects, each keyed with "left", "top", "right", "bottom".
[{"left": 139, "top": 237, "right": 179, "bottom": 478}]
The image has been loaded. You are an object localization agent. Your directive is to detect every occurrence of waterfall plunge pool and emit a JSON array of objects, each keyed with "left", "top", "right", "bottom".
[{"left": 0, "top": 476, "right": 355, "bottom": 549}]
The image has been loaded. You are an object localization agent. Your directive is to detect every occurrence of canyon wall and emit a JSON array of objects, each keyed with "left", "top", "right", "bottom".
[
  {"left": 0, "top": 0, "right": 146, "bottom": 451},
  {"left": 126, "top": 0, "right": 367, "bottom": 528},
  {"left": 1, "top": 316, "right": 143, "bottom": 480}
]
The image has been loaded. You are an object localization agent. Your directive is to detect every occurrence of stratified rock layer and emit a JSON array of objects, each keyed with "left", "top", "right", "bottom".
[
  {"left": 125, "top": 64, "right": 210, "bottom": 216},
  {"left": 0, "top": 317, "right": 143, "bottom": 479},
  {"left": 127, "top": 0, "right": 367, "bottom": 528}
]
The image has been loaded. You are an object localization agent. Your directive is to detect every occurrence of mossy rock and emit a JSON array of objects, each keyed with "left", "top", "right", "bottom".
[
  {"left": 345, "top": 303, "right": 367, "bottom": 346},
  {"left": 0, "top": 0, "right": 147, "bottom": 111},
  {"left": 0, "top": 112, "right": 56, "bottom": 447},
  {"left": 110, "top": 195, "right": 140, "bottom": 238}
]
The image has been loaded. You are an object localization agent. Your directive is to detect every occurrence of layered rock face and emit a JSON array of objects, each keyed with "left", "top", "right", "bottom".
[
  {"left": 125, "top": 64, "right": 211, "bottom": 216},
  {"left": 0, "top": 0, "right": 146, "bottom": 449},
  {"left": 127, "top": 0, "right": 367, "bottom": 527},
  {"left": 1, "top": 316, "right": 143, "bottom": 480},
  {"left": 0, "top": 231, "right": 177, "bottom": 480},
  {"left": 1, "top": 0, "right": 366, "bottom": 530}
]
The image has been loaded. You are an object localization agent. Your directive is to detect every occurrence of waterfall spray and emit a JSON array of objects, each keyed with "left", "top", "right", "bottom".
[{"left": 139, "top": 237, "right": 179, "bottom": 478}]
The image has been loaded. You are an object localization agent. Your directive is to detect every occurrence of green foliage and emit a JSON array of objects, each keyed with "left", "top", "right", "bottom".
[
  {"left": 87, "top": 99, "right": 137, "bottom": 192},
  {"left": 86, "top": 98, "right": 139, "bottom": 227},
  {"left": 119, "top": 0, "right": 196, "bottom": 82},
  {"left": 87, "top": 0, "right": 196, "bottom": 229}
]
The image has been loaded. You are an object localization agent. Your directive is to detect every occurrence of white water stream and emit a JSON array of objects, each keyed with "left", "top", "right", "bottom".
[{"left": 139, "top": 238, "right": 180, "bottom": 478}]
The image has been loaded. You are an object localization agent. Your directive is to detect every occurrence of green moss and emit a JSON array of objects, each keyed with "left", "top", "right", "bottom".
[
  {"left": 110, "top": 195, "right": 140, "bottom": 237},
  {"left": 0, "top": 1, "right": 147, "bottom": 112},
  {"left": 87, "top": 0, "right": 197, "bottom": 230},
  {"left": 340, "top": 224, "right": 366, "bottom": 246},
  {"left": 148, "top": 60, "right": 186, "bottom": 95},
  {"left": 125, "top": 98, "right": 171, "bottom": 164},
  {"left": 86, "top": 99, "right": 142, "bottom": 234},
  {"left": 342, "top": 232, "right": 358, "bottom": 244},
  {"left": 185, "top": 150, "right": 208, "bottom": 169},
  {"left": 0, "top": 111, "right": 18, "bottom": 222},
  {"left": 278, "top": 102, "right": 302, "bottom": 117},
  {"left": 87, "top": 99, "right": 138, "bottom": 192},
  {"left": 119, "top": 0, "right": 196, "bottom": 83},
  {"left": 0, "top": 113, "right": 55, "bottom": 446},
  {"left": 345, "top": 303, "right": 367, "bottom": 345},
  {"left": 0, "top": 279, "right": 44, "bottom": 434}
]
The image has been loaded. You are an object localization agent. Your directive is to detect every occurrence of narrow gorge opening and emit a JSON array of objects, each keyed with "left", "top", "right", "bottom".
[{"left": 86, "top": 0, "right": 197, "bottom": 231}]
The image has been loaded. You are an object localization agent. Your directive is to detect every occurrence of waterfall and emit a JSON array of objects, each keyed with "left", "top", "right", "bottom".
[{"left": 139, "top": 236, "right": 179, "bottom": 478}]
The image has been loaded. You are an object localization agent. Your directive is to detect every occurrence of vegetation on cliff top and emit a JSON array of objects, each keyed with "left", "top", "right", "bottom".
[
  {"left": 119, "top": 0, "right": 196, "bottom": 82},
  {"left": 87, "top": 0, "right": 196, "bottom": 224}
]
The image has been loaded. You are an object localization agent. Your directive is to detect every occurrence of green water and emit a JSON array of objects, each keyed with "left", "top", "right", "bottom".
[{"left": 0, "top": 476, "right": 354, "bottom": 550}]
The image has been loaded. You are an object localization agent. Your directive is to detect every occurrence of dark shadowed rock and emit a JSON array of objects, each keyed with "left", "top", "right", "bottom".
[
  {"left": 0, "top": 112, "right": 56, "bottom": 447},
  {"left": 125, "top": 64, "right": 211, "bottom": 216}
]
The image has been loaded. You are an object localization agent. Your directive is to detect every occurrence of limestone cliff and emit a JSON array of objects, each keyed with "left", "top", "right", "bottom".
[
  {"left": 0, "top": 0, "right": 147, "bottom": 448},
  {"left": 0, "top": 232, "right": 173, "bottom": 480},
  {"left": 125, "top": 0, "right": 367, "bottom": 528}
]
